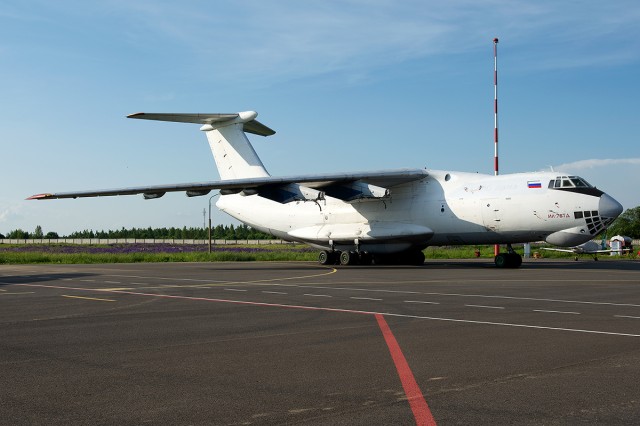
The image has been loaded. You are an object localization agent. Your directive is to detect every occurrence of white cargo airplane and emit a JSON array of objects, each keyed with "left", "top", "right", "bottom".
[{"left": 28, "top": 111, "right": 623, "bottom": 268}]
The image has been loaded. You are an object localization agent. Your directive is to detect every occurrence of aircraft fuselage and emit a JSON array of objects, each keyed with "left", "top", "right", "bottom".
[{"left": 217, "top": 169, "right": 620, "bottom": 255}]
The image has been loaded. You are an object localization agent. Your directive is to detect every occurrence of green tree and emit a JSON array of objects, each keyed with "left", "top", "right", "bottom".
[
  {"left": 225, "top": 224, "right": 236, "bottom": 239},
  {"left": 34, "top": 225, "right": 44, "bottom": 239},
  {"left": 60, "top": 225, "right": 275, "bottom": 240},
  {"left": 7, "top": 229, "right": 29, "bottom": 239},
  {"left": 607, "top": 206, "right": 640, "bottom": 238}
]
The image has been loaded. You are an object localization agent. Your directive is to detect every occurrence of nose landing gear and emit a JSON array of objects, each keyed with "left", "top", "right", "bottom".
[{"left": 494, "top": 244, "right": 522, "bottom": 268}]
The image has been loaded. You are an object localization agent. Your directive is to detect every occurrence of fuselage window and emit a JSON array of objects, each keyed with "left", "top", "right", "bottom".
[{"left": 574, "top": 211, "right": 584, "bottom": 219}]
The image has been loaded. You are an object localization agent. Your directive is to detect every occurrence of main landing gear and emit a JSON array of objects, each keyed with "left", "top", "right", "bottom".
[
  {"left": 318, "top": 250, "right": 425, "bottom": 266},
  {"left": 494, "top": 244, "right": 523, "bottom": 268},
  {"left": 317, "top": 250, "right": 371, "bottom": 265}
]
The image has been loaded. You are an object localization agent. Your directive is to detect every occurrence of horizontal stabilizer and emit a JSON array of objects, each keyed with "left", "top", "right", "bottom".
[{"left": 127, "top": 112, "right": 275, "bottom": 136}]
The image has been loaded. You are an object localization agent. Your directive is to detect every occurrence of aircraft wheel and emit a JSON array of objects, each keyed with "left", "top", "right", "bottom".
[
  {"left": 495, "top": 253, "right": 522, "bottom": 268},
  {"left": 318, "top": 250, "right": 332, "bottom": 265},
  {"left": 340, "top": 251, "right": 355, "bottom": 266},
  {"left": 494, "top": 253, "right": 508, "bottom": 268}
]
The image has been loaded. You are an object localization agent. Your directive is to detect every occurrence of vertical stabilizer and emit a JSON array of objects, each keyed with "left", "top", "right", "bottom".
[
  {"left": 127, "top": 110, "right": 274, "bottom": 180},
  {"left": 202, "top": 112, "right": 270, "bottom": 179}
]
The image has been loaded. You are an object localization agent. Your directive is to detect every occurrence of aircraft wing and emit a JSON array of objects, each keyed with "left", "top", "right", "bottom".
[
  {"left": 27, "top": 168, "right": 428, "bottom": 201},
  {"left": 540, "top": 247, "right": 614, "bottom": 254},
  {"left": 540, "top": 247, "right": 576, "bottom": 253}
]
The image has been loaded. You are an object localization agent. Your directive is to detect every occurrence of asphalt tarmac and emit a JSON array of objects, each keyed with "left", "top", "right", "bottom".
[{"left": 1, "top": 259, "right": 640, "bottom": 425}]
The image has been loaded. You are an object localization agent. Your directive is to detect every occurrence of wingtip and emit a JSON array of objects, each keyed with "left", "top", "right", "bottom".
[
  {"left": 26, "top": 193, "right": 53, "bottom": 200},
  {"left": 127, "top": 112, "right": 145, "bottom": 118}
]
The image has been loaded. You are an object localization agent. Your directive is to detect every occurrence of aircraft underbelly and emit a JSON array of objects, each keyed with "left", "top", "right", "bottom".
[
  {"left": 288, "top": 222, "right": 433, "bottom": 242},
  {"left": 218, "top": 192, "right": 432, "bottom": 246}
]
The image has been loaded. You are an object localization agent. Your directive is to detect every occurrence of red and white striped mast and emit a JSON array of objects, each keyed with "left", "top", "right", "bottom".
[
  {"left": 493, "top": 37, "right": 499, "bottom": 177},
  {"left": 493, "top": 37, "right": 500, "bottom": 257}
]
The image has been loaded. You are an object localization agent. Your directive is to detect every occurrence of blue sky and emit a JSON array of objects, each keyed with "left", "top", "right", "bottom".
[{"left": 1, "top": 0, "right": 639, "bottom": 236}]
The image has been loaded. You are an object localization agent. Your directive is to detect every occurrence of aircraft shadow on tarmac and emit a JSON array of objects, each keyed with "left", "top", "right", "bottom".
[
  {"left": 0, "top": 273, "right": 96, "bottom": 287},
  {"left": 201, "top": 265, "right": 334, "bottom": 272}
]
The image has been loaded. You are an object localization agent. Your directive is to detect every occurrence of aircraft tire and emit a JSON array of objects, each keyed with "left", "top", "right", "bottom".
[
  {"left": 340, "top": 251, "right": 355, "bottom": 266},
  {"left": 318, "top": 250, "right": 332, "bottom": 265},
  {"left": 495, "top": 253, "right": 522, "bottom": 268},
  {"left": 509, "top": 253, "right": 522, "bottom": 268},
  {"left": 494, "top": 253, "right": 508, "bottom": 268}
]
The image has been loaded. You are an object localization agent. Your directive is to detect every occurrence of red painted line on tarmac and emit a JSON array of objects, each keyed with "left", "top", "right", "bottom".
[{"left": 375, "top": 314, "right": 437, "bottom": 426}]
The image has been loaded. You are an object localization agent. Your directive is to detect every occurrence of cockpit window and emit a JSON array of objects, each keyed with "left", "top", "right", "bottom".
[
  {"left": 550, "top": 175, "right": 593, "bottom": 189},
  {"left": 548, "top": 175, "right": 602, "bottom": 196},
  {"left": 570, "top": 176, "right": 592, "bottom": 187}
]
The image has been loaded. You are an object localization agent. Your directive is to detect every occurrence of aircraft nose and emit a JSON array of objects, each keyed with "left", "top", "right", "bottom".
[{"left": 599, "top": 193, "right": 623, "bottom": 219}]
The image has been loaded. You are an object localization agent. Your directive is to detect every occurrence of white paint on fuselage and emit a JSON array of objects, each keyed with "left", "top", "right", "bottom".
[{"left": 217, "top": 169, "right": 602, "bottom": 253}]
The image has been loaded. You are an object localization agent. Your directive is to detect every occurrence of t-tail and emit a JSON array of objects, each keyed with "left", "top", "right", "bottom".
[{"left": 127, "top": 111, "right": 274, "bottom": 180}]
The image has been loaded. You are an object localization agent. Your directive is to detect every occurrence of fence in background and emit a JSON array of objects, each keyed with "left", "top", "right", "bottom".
[{"left": 0, "top": 239, "right": 292, "bottom": 245}]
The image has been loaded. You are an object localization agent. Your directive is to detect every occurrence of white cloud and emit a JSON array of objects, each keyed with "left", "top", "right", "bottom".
[
  {"left": 104, "top": 0, "right": 640, "bottom": 83},
  {"left": 554, "top": 158, "right": 640, "bottom": 171},
  {"left": 0, "top": 201, "right": 25, "bottom": 231}
]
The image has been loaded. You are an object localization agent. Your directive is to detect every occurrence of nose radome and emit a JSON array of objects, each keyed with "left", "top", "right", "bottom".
[{"left": 599, "top": 193, "right": 623, "bottom": 219}]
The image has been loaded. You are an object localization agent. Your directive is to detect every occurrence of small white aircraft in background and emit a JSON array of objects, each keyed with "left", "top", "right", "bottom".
[
  {"left": 540, "top": 240, "right": 613, "bottom": 261},
  {"left": 28, "top": 111, "right": 623, "bottom": 268}
]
